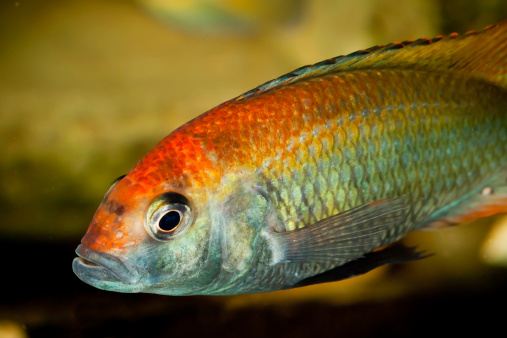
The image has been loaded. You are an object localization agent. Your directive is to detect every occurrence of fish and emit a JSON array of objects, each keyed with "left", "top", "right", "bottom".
[{"left": 73, "top": 21, "right": 507, "bottom": 295}]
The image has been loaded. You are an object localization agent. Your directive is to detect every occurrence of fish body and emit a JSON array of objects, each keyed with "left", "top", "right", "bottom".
[{"left": 74, "top": 22, "right": 507, "bottom": 295}]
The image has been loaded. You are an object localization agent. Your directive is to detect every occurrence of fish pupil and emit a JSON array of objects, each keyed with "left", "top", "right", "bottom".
[{"left": 159, "top": 210, "right": 181, "bottom": 232}]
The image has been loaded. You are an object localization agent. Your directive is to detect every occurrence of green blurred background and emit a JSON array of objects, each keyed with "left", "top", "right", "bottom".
[{"left": 1, "top": 0, "right": 507, "bottom": 337}]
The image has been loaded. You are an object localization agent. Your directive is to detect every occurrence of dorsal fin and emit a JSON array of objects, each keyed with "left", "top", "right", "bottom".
[{"left": 236, "top": 20, "right": 507, "bottom": 101}]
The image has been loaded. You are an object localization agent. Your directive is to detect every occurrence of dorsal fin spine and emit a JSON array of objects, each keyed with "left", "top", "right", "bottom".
[{"left": 235, "top": 21, "right": 507, "bottom": 101}]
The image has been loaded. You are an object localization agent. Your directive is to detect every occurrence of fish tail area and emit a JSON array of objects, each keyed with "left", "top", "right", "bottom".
[
  {"left": 425, "top": 170, "right": 507, "bottom": 229},
  {"left": 237, "top": 20, "right": 507, "bottom": 100}
]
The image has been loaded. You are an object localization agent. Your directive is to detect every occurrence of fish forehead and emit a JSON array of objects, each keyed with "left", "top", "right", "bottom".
[{"left": 82, "top": 177, "right": 152, "bottom": 253}]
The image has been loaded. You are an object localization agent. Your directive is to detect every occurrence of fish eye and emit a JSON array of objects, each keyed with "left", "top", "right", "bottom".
[{"left": 146, "top": 192, "right": 192, "bottom": 241}]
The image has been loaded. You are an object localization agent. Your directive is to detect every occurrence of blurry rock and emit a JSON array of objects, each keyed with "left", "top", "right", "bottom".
[
  {"left": 0, "top": 320, "right": 27, "bottom": 338},
  {"left": 135, "top": 0, "right": 305, "bottom": 35},
  {"left": 481, "top": 216, "right": 507, "bottom": 267},
  {"left": 439, "top": 0, "right": 507, "bottom": 33}
]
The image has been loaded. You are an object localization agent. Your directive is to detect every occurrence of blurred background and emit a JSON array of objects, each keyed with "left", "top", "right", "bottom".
[{"left": 1, "top": 0, "right": 507, "bottom": 337}]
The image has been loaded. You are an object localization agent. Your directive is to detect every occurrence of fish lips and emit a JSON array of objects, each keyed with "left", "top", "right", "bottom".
[{"left": 73, "top": 244, "right": 147, "bottom": 289}]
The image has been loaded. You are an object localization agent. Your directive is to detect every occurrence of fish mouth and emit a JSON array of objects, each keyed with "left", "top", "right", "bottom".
[{"left": 73, "top": 244, "right": 147, "bottom": 289}]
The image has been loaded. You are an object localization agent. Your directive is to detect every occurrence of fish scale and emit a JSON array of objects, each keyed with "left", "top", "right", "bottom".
[
  {"left": 246, "top": 69, "right": 507, "bottom": 238},
  {"left": 217, "top": 69, "right": 507, "bottom": 292},
  {"left": 201, "top": 65, "right": 507, "bottom": 290}
]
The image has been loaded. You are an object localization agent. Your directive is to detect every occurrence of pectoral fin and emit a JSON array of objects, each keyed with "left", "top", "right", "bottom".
[{"left": 265, "top": 197, "right": 410, "bottom": 264}]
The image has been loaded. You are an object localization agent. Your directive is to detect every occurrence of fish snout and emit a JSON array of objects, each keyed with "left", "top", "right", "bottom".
[{"left": 73, "top": 244, "right": 147, "bottom": 286}]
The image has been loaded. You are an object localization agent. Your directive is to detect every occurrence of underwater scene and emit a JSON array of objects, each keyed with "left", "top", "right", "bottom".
[{"left": 2, "top": 0, "right": 507, "bottom": 337}]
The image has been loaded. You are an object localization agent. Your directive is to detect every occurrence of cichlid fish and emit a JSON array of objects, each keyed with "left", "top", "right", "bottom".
[{"left": 73, "top": 21, "right": 507, "bottom": 295}]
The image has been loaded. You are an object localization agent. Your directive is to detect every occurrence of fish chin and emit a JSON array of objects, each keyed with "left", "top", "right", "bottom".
[{"left": 72, "top": 244, "right": 147, "bottom": 293}]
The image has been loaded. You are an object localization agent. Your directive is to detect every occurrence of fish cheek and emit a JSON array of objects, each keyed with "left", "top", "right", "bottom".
[
  {"left": 145, "top": 216, "right": 222, "bottom": 294},
  {"left": 218, "top": 191, "right": 270, "bottom": 276},
  {"left": 144, "top": 190, "right": 270, "bottom": 295}
]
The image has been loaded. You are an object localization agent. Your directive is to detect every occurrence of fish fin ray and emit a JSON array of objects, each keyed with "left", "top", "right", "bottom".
[
  {"left": 265, "top": 196, "right": 410, "bottom": 264},
  {"left": 237, "top": 20, "right": 507, "bottom": 101},
  {"left": 291, "top": 243, "right": 430, "bottom": 288}
]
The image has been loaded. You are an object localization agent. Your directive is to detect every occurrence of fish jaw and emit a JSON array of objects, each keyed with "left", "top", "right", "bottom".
[
  {"left": 72, "top": 176, "right": 155, "bottom": 292},
  {"left": 73, "top": 244, "right": 148, "bottom": 292}
]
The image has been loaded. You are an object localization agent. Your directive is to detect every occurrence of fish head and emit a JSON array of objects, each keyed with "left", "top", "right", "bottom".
[{"left": 73, "top": 133, "right": 269, "bottom": 295}]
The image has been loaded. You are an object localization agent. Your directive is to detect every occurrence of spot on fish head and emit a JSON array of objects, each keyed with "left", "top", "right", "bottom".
[
  {"left": 81, "top": 176, "right": 150, "bottom": 255},
  {"left": 103, "top": 198, "right": 126, "bottom": 216}
]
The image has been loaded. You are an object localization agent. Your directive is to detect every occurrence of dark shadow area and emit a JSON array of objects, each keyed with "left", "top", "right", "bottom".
[{"left": 2, "top": 238, "right": 507, "bottom": 337}]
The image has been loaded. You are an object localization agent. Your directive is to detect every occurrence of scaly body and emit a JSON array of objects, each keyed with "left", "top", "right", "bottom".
[{"left": 74, "top": 22, "right": 507, "bottom": 295}]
